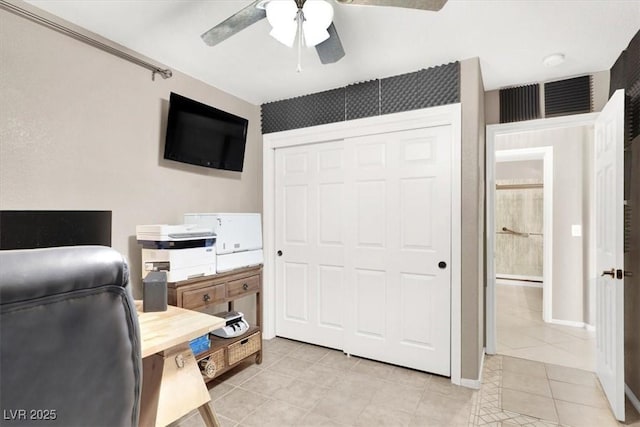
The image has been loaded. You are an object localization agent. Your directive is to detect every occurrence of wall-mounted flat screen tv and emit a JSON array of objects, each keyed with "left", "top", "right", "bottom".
[{"left": 164, "top": 92, "right": 248, "bottom": 172}]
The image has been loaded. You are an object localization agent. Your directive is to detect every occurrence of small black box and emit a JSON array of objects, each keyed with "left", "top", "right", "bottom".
[{"left": 143, "top": 271, "right": 167, "bottom": 312}]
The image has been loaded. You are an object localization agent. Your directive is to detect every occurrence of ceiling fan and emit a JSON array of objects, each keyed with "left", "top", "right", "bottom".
[{"left": 201, "top": 0, "right": 448, "bottom": 67}]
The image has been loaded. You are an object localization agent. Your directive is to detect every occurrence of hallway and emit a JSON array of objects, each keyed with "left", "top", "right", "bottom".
[{"left": 496, "top": 284, "right": 596, "bottom": 371}]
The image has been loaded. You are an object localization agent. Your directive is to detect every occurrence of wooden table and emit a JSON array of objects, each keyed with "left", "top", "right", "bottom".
[{"left": 136, "top": 302, "right": 225, "bottom": 427}]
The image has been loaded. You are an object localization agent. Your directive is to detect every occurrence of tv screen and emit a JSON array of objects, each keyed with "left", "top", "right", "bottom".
[
  {"left": 164, "top": 93, "right": 249, "bottom": 172},
  {"left": 0, "top": 211, "right": 112, "bottom": 250}
]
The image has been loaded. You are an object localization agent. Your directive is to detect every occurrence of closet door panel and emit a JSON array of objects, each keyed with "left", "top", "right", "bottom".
[{"left": 274, "top": 125, "right": 452, "bottom": 376}]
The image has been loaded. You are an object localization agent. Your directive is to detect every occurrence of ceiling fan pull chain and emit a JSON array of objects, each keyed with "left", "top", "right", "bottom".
[{"left": 296, "top": 8, "right": 304, "bottom": 73}]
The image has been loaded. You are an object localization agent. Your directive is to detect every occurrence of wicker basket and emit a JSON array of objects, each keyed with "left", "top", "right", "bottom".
[
  {"left": 209, "top": 348, "right": 225, "bottom": 376},
  {"left": 227, "top": 332, "right": 261, "bottom": 366},
  {"left": 198, "top": 348, "right": 225, "bottom": 379}
]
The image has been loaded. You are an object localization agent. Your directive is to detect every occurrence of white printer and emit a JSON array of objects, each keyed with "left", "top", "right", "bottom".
[
  {"left": 136, "top": 224, "right": 216, "bottom": 282},
  {"left": 183, "top": 213, "right": 263, "bottom": 273}
]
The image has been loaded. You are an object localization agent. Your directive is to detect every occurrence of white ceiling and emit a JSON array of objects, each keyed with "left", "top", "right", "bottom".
[{"left": 26, "top": 0, "right": 640, "bottom": 105}]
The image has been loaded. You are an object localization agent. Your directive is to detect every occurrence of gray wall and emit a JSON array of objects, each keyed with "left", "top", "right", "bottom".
[
  {"left": 0, "top": 8, "right": 263, "bottom": 298},
  {"left": 495, "top": 126, "right": 594, "bottom": 324},
  {"left": 460, "top": 57, "right": 485, "bottom": 381}
]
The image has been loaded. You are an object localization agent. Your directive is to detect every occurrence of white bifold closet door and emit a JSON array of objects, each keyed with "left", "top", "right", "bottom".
[{"left": 275, "top": 125, "right": 452, "bottom": 376}]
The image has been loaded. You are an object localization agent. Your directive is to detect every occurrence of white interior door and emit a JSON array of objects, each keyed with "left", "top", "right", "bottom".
[
  {"left": 595, "top": 89, "right": 625, "bottom": 421},
  {"left": 343, "top": 126, "right": 452, "bottom": 376},
  {"left": 275, "top": 140, "right": 347, "bottom": 349},
  {"left": 275, "top": 126, "right": 452, "bottom": 375}
]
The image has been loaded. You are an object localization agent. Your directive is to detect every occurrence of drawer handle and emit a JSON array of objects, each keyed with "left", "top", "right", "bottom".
[
  {"left": 175, "top": 353, "right": 185, "bottom": 369},
  {"left": 203, "top": 293, "right": 211, "bottom": 302},
  {"left": 242, "top": 283, "right": 249, "bottom": 290},
  {"left": 240, "top": 338, "right": 249, "bottom": 345}
]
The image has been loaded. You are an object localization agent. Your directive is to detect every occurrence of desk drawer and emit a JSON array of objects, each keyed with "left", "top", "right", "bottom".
[
  {"left": 227, "top": 275, "right": 260, "bottom": 298},
  {"left": 182, "top": 284, "right": 225, "bottom": 310}
]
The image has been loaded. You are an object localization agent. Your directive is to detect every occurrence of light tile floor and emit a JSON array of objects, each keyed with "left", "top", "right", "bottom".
[
  {"left": 170, "top": 338, "right": 640, "bottom": 427},
  {"left": 496, "top": 284, "right": 596, "bottom": 371}
]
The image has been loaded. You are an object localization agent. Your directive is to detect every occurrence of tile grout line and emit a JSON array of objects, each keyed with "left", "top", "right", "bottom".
[{"left": 545, "top": 360, "right": 563, "bottom": 425}]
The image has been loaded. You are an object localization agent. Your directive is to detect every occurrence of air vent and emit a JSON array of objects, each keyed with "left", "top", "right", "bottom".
[
  {"left": 544, "top": 75, "right": 592, "bottom": 117},
  {"left": 499, "top": 84, "right": 540, "bottom": 123}
]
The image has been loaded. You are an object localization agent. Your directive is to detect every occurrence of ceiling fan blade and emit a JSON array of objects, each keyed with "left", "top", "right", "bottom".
[
  {"left": 201, "top": 0, "right": 267, "bottom": 47},
  {"left": 335, "top": 0, "right": 447, "bottom": 11},
  {"left": 316, "top": 23, "right": 346, "bottom": 64}
]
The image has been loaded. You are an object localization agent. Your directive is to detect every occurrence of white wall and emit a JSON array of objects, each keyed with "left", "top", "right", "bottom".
[
  {"left": 0, "top": 9, "right": 263, "bottom": 299},
  {"left": 496, "top": 160, "right": 543, "bottom": 181},
  {"left": 495, "top": 126, "right": 594, "bottom": 324}
]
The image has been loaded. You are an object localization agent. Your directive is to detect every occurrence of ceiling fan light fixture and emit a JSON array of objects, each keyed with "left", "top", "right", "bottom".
[
  {"left": 301, "top": 0, "right": 333, "bottom": 47},
  {"left": 302, "top": 0, "right": 334, "bottom": 30},
  {"left": 303, "top": 24, "right": 330, "bottom": 47},
  {"left": 265, "top": 0, "right": 298, "bottom": 46},
  {"left": 264, "top": 0, "right": 334, "bottom": 47},
  {"left": 269, "top": 23, "right": 297, "bottom": 47}
]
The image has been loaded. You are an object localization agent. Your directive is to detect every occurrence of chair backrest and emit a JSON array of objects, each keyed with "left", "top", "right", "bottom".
[{"left": 0, "top": 246, "right": 141, "bottom": 427}]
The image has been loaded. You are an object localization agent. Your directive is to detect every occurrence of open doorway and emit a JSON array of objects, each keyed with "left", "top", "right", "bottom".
[
  {"left": 494, "top": 156, "right": 546, "bottom": 356},
  {"left": 486, "top": 114, "right": 598, "bottom": 372},
  {"left": 495, "top": 159, "right": 545, "bottom": 288}
]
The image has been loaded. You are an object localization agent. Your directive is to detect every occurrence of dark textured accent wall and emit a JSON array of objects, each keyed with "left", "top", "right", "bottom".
[
  {"left": 610, "top": 30, "right": 640, "bottom": 143},
  {"left": 346, "top": 80, "right": 378, "bottom": 120},
  {"left": 627, "top": 31, "right": 640, "bottom": 144},
  {"left": 260, "top": 88, "right": 345, "bottom": 133},
  {"left": 609, "top": 52, "right": 627, "bottom": 98},
  {"left": 544, "top": 75, "right": 592, "bottom": 117},
  {"left": 611, "top": 28, "right": 640, "bottom": 404},
  {"left": 261, "top": 62, "right": 460, "bottom": 134},
  {"left": 499, "top": 84, "right": 540, "bottom": 123}
]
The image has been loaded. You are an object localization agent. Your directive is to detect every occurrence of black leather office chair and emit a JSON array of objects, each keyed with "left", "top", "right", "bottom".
[{"left": 0, "top": 246, "right": 141, "bottom": 427}]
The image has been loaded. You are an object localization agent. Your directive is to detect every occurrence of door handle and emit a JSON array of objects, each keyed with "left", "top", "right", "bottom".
[
  {"left": 601, "top": 268, "right": 615, "bottom": 278},
  {"left": 277, "top": 250, "right": 283, "bottom": 257},
  {"left": 617, "top": 269, "right": 633, "bottom": 279}
]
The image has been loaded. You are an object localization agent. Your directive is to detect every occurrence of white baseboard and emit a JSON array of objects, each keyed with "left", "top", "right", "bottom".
[
  {"left": 549, "top": 318, "right": 586, "bottom": 328},
  {"left": 460, "top": 377, "right": 481, "bottom": 389},
  {"left": 460, "top": 348, "right": 485, "bottom": 390},
  {"left": 549, "top": 319, "right": 598, "bottom": 332},
  {"left": 626, "top": 384, "right": 640, "bottom": 415}
]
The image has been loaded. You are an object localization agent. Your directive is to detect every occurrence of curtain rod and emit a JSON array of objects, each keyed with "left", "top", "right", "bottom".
[{"left": 1, "top": 0, "right": 173, "bottom": 81}]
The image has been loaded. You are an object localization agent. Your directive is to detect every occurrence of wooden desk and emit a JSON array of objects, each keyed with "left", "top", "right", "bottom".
[
  {"left": 136, "top": 302, "right": 225, "bottom": 427},
  {"left": 167, "top": 265, "right": 263, "bottom": 380}
]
